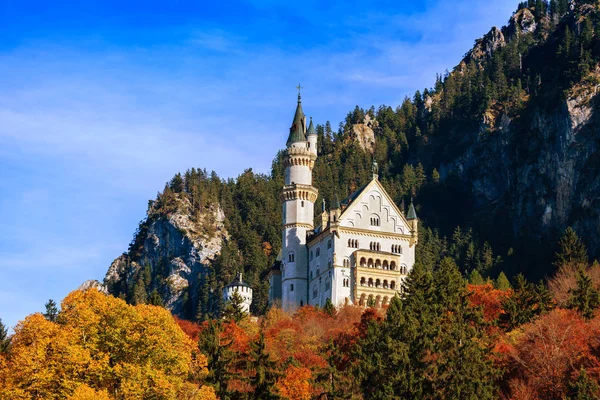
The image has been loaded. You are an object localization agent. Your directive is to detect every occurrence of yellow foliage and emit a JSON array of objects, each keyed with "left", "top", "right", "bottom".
[
  {"left": 68, "top": 384, "right": 111, "bottom": 400},
  {"left": 0, "top": 288, "right": 214, "bottom": 400},
  {"left": 276, "top": 365, "right": 312, "bottom": 400}
]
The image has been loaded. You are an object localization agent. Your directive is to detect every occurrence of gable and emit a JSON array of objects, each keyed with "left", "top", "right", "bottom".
[{"left": 339, "top": 179, "right": 410, "bottom": 234}]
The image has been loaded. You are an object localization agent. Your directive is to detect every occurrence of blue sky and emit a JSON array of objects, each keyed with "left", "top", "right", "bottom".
[{"left": 0, "top": 0, "right": 519, "bottom": 329}]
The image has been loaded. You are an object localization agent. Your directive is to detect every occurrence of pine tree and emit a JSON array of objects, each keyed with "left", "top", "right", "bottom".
[
  {"left": 198, "top": 319, "right": 234, "bottom": 399},
  {"left": 567, "top": 270, "right": 600, "bottom": 320},
  {"left": 569, "top": 368, "right": 600, "bottom": 399},
  {"left": 495, "top": 271, "right": 512, "bottom": 290},
  {"left": 501, "top": 274, "right": 550, "bottom": 330},
  {"left": 148, "top": 289, "right": 164, "bottom": 307},
  {"left": 44, "top": 299, "right": 58, "bottom": 322},
  {"left": 323, "top": 298, "right": 336, "bottom": 317},
  {"left": 431, "top": 168, "right": 440, "bottom": 184},
  {"left": 469, "top": 269, "right": 485, "bottom": 285},
  {"left": 221, "top": 289, "right": 247, "bottom": 323},
  {"left": 0, "top": 318, "right": 10, "bottom": 353},
  {"left": 554, "top": 227, "right": 588, "bottom": 268},
  {"left": 249, "top": 332, "right": 280, "bottom": 400}
]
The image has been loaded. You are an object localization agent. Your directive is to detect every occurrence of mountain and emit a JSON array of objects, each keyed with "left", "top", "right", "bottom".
[{"left": 86, "top": 1, "right": 600, "bottom": 318}]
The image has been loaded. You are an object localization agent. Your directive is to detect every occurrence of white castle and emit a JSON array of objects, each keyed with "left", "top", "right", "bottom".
[{"left": 268, "top": 94, "right": 418, "bottom": 311}]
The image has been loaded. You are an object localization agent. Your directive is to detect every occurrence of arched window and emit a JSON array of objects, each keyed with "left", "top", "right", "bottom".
[
  {"left": 359, "top": 293, "right": 366, "bottom": 306},
  {"left": 390, "top": 281, "right": 396, "bottom": 290},
  {"left": 290, "top": 284, "right": 294, "bottom": 291},
  {"left": 383, "top": 260, "right": 389, "bottom": 270},
  {"left": 343, "top": 278, "right": 349, "bottom": 287},
  {"left": 368, "top": 258, "right": 374, "bottom": 268},
  {"left": 375, "top": 259, "right": 381, "bottom": 269},
  {"left": 327, "top": 240, "right": 332, "bottom": 249},
  {"left": 288, "top": 252, "right": 295, "bottom": 263},
  {"left": 348, "top": 239, "right": 351, "bottom": 247},
  {"left": 360, "top": 257, "right": 366, "bottom": 267},
  {"left": 370, "top": 214, "right": 380, "bottom": 226},
  {"left": 300, "top": 300, "right": 303, "bottom": 306},
  {"left": 360, "top": 277, "right": 366, "bottom": 286},
  {"left": 375, "top": 279, "right": 381, "bottom": 288},
  {"left": 383, "top": 279, "right": 389, "bottom": 289},
  {"left": 368, "top": 278, "right": 373, "bottom": 287},
  {"left": 316, "top": 248, "right": 320, "bottom": 257},
  {"left": 377, "top": 243, "right": 381, "bottom": 251},
  {"left": 301, "top": 200, "right": 304, "bottom": 207},
  {"left": 390, "top": 261, "right": 397, "bottom": 271}
]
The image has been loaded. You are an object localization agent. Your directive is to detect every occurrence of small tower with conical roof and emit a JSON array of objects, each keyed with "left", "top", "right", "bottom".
[
  {"left": 281, "top": 91, "right": 318, "bottom": 311},
  {"left": 407, "top": 198, "right": 419, "bottom": 246},
  {"left": 222, "top": 272, "right": 253, "bottom": 313}
]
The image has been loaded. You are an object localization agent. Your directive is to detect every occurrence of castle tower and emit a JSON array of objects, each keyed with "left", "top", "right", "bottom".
[
  {"left": 222, "top": 273, "right": 253, "bottom": 314},
  {"left": 281, "top": 93, "right": 318, "bottom": 311}
]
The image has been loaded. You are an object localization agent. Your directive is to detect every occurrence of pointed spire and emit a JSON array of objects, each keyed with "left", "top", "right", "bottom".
[
  {"left": 322, "top": 198, "right": 326, "bottom": 213},
  {"left": 407, "top": 198, "right": 418, "bottom": 220},
  {"left": 330, "top": 193, "right": 340, "bottom": 210},
  {"left": 286, "top": 92, "right": 307, "bottom": 146},
  {"left": 307, "top": 117, "right": 316, "bottom": 135}
]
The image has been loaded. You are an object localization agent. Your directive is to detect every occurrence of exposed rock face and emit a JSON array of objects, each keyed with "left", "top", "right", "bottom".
[
  {"left": 507, "top": 8, "right": 538, "bottom": 39},
  {"left": 102, "top": 196, "right": 227, "bottom": 317},
  {"left": 352, "top": 114, "right": 377, "bottom": 153},
  {"left": 465, "top": 27, "right": 506, "bottom": 63}
]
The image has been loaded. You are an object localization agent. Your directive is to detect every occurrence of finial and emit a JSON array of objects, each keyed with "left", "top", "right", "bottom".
[
  {"left": 372, "top": 159, "right": 379, "bottom": 178},
  {"left": 322, "top": 198, "right": 326, "bottom": 213},
  {"left": 296, "top": 83, "right": 303, "bottom": 101}
]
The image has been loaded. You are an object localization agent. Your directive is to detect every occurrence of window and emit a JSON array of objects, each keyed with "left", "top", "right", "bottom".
[
  {"left": 288, "top": 252, "right": 295, "bottom": 263},
  {"left": 390, "top": 281, "right": 396, "bottom": 290},
  {"left": 301, "top": 201, "right": 304, "bottom": 207},
  {"left": 360, "top": 277, "right": 366, "bottom": 286},
  {"left": 392, "top": 244, "right": 403, "bottom": 254},
  {"left": 327, "top": 240, "right": 332, "bottom": 249},
  {"left": 300, "top": 300, "right": 303, "bottom": 306},
  {"left": 343, "top": 278, "right": 349, "bottom": 287},
  {"left": 328, "top": 259, "right": 332, "bottom": 268},
  {"left": 316, "top": 248, "right": 320, "bottom": 257},
  {"left": 325, "top": 277, "right": 330, "bottom": 289},
  {"left": 310, "top": 250, "right": 313, "bottom": 261},
  {"left": 317, "top": 268, "right": 320, "bottom": 276},
  {"left": 310, "top": 271, "right": 313, "bottom": 280},
  {"left": 369, "top": 242, "right": 381, "bottom": 251},
  {"left": 348, "top": 239, "right": 358, "bottom": 248},
  {"left": 290, "top": 284, "right": 294, "bottom": 291},
  {"left": 370, "top": 215, "right": 380, "bottom": 226},
  {"left": 313, "top": 286, "right": 318, "bottom": 299}
]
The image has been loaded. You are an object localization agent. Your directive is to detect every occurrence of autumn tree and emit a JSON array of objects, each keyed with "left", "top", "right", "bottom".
[
  {"left": 567, "top": 270, "right": 600, "bottom": 320},
  {"left": 569, "top": 368, "right": 600, "bottom": 399},
  {"left": 0, "top": 289, "right": 215, "bottom": 400}
]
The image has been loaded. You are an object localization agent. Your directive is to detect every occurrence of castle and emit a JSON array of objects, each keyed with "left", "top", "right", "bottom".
[{"left": 268, "top": 94, "right": 419, "bottom": 311}]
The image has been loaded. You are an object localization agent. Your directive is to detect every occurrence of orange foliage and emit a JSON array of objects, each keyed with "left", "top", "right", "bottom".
[
  {"left": 548, "top": 263, "right": 600, "bottom": 307},
  {"left": 276, "top": 365, "right": 312, "bottom": 400},
  {"left": 467, "top": 283, "right": 511, "bottom": 322},
  {"left": 501, "top": 308, "right": 600, "bottom": 399}
]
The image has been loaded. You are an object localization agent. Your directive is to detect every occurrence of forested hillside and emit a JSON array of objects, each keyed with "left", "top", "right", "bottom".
[{"left": 98, "top": 0, "right": 600, "bottom": 319}]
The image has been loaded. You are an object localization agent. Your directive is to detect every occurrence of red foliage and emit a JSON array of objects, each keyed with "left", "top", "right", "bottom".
[
  {"left": 175, "top": 317, "right": 202, "bottom": 343},
  {"left": 501, "top": 308, "right": 600, "bottom": 399},
  {"left": 467, "top": 284, "right": 511, "bottom": 323}
]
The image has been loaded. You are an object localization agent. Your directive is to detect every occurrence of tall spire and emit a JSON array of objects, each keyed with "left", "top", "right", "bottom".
[
  {"left": 330, "top": 193, "right": 340, "bottom": 210},
  {"left": 286, "top": 91, "right": 307, "bottom": 146}
]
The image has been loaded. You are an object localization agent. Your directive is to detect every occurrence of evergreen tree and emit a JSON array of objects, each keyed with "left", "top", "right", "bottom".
[
  {"left": 500, "top": 274, "right": 552, "bottom": 330},
  {"left": 198, "top": 320, "right": 234, "bottom": 399},
  {"left": 495, "top": 271, "right": 512, "bottom": 290},
  {"left": 0, "top": 318, "right": 9, "bottom": 353},
  {"left": 221, "top": 290, "right": 247, "bottom": 323},
  {"left": 554, "top": 227, "right": 588, "bottom": 268},
  {"left": 567, "top": 270, "right": 600, "bottom": 320},
  {"left": 569, "top": 368, "right": 600, "bottom": 399},
  {"left": 323, "top": 298, "right": 336, "bottom": 317},
  {"left": 44, "top": 299, "right": 58, "bottom": 322},
  {"left": 249, "top": 332, "right": 280, "bottom": 400},
  {"left": 469, "top": 269, "right": 485, "bottom": 285},
  {"left": 148, "top": 289, "right": 164, "bottom": 307}
]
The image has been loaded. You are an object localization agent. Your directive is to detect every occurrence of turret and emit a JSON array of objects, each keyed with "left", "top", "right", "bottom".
[
  {"left": 320, "top": 198, "right": 328, "bottom": 231},
  {"left": 330, "top": 193, "right": 341, "bottom": 223},
  {"left": 307, "top": 117, "right": 318, "bottom": 156},
  {"left": 222, "top": 272, "right": 253, "bottom": 314},
  {"left": 407, "top": 199, "right": 418, "bottom": 246}
]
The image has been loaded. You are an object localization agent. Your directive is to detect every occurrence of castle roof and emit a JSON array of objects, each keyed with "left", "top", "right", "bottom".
[
  {"left": 307, "top": 117, "right": 316, "bottom": 135},
  {"left": 286, "top": 94, "right": 306, "bottom": 146},
  {"left": 225, "top": 272, "right": 251, "bottom": 289},
  {"left": 407, "top": 200, "right": 418, "bottom": 220},
  {"left": 330, "top": 193, "right": 340, "bottom": 210}
]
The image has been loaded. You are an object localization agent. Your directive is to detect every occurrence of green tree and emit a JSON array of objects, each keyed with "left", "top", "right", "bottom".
[
  {"left": 323, "top": 298, "right": 336, "bottom": 317},
  {"left": 198, "top": 319, "right": 234, "bottom": 399},
  {"left": 0, "top": 318, "right": 10, "bottom": 353},
  {"left": 569, "top": 368, "right": 600, "bottom": 399},
  {"left": 43, "top": 299, "right": 58, "bottom": 322},
  {"left": 469, "top": 269, "right": 485, "bottom": 285},
  {"left": 501, "top": 274, "right": 554, "bottom": 330},
  {"left": 221, "top": 289, "right": 248, "bottom": 323},
  {"left": 249, "top": 332, "right": 279, "bottom": 400},
  {"left": 567, "top": 270, "right": 600, "bottom": 320},
  {"left": 495, "top": 272, "right": 512, "bottom": 290},
  {"left": 148, "top": 289, "right": 164, "bottom": 307},
  {"left": 554, "top": 227, "right": 588, "bottom": 268}
]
